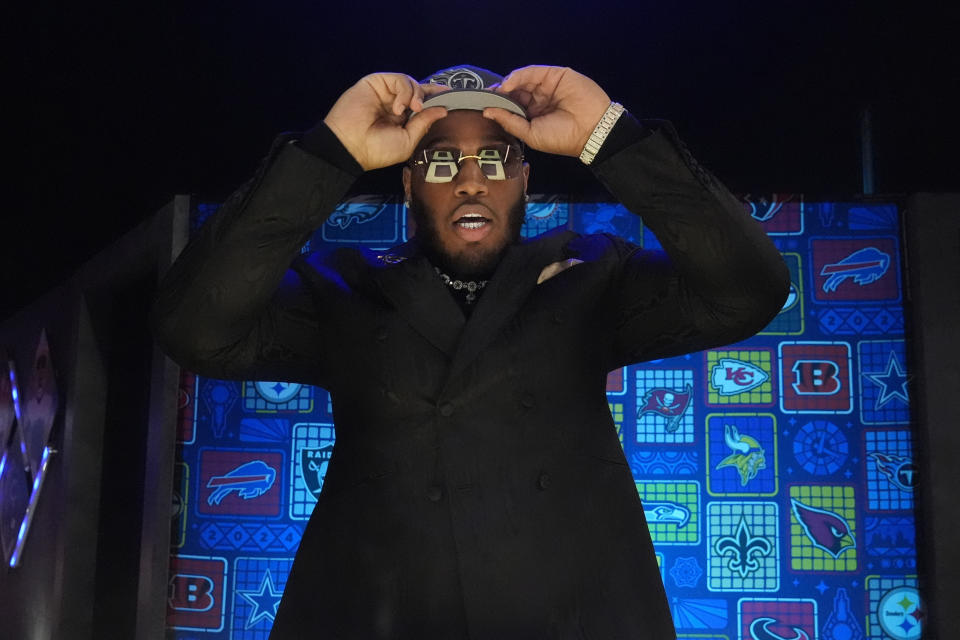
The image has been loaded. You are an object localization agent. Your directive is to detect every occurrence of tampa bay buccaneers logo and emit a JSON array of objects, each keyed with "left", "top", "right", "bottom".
[
  {"left": 638, "top": 384, "right": 692, "bottom": 433},
  {"left": 790, "top": 498, "right": 855, "bottom": 558}
]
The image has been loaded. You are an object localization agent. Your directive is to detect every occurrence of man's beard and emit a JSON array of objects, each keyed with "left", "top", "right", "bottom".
[{"left": 410, "top": 194, "right": 526, "bottom": 279}]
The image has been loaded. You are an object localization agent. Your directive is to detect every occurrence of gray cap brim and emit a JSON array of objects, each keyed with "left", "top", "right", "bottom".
[{"left": 421, "top": 89, "right": 527, "bottom": 118}]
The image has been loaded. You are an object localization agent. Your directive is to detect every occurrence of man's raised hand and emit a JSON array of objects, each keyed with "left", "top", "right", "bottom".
[
  {"left": 483, "top": 66, "right": 612, "bottom": 158},
  {"left": 323, "top": 73, "right": 448, "bottom": 171}
]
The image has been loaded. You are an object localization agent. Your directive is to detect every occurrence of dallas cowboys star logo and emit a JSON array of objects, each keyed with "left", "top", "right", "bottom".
[
  {"left": 863, "top": 351, "right": 911, "bottom": 409},
  {"left": 238, "top": 569, "right": 284, "bottom": 629}
]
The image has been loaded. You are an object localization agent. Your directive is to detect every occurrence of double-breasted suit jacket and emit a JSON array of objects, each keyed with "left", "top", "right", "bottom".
[{"left": 152, "top": 118, "right": 789, "bottom": 639}]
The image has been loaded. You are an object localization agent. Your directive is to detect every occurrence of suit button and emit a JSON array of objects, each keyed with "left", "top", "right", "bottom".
[
  {"left": 521, "top": 394, "right": 535, "bottom": 409},
  {"left": 553, "top": 310, "right": 565, "bottom": 324},
  {"left": 426, "top": 485, "right": 443, "bottom": 502},
  {"left": 439, "top": 402, "right": 454, "bottom": 417},
  {"left": 537, "top": 473, "right": 551, "bottom": 490},
  {"left": 375, "top": 326, "right": 388, "bottom": 341}
]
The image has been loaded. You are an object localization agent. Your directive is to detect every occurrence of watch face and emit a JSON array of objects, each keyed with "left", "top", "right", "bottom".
[
  {"left": 21, "top": 330, "right": 58, "bottom": 478},
  {"left": 0, "top": 355, "right": 17, "bottom": 452}
]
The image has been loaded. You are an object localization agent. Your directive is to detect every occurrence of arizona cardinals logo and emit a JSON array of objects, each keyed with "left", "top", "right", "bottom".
[
  {"left": 749, "top": 617, "right": 811, "bottom": 640},
  {"left": 790, "top": 498, "right": 855, "bottom": 558},
  {"left": 643, "top": 502, "right": 690, "bottom": 528},
  {"left": 638, "top": 384, "right": 692, "bottom": 433},
  {"left": 206, "top": 460, "right": 276, "bottom": 505},
  {"left": 715, "top": 424, "right": 766, "bottom": 486},
  {"left": 820, "top": 247, "right": 890, "bottom": 292},
  {"left": 327, "top": 196, "right": 388, "bottom": 230},
  {"left": 868, "top": 452, "right": 916, "bottom": 491}
]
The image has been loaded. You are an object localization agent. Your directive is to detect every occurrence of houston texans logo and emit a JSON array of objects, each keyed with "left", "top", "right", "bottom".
[
  {"left": 868, "top": 452, "right": 916, "bottom": 491},
  {"left": 327, "top": 197, "right": 388, "bottom": 230},
  {"left": 206, "top": 460, "right": 276, "bottom": 505},
  {"left": 643, "top": 502, "right": 690, "bottom": 528},
  {"left": 820, "top": 247, "right": 890, "bottom": 292},
  {"left": 744, "top": 194, "right": 785, "bottom": 222},
  {"left": 749, "top": 617, "right": 811, "bottom": 640},
  {"left": 790, "top": 498, "right": 855, "bottom": 558}
]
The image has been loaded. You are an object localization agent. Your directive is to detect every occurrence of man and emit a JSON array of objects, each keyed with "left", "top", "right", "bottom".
[{"left": 152, "top": 65, "right": 789, "bottom": 639}]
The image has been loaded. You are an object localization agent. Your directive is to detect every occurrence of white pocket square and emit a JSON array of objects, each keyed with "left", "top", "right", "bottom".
[{"left": 537, "top": 258, "right": 584, "bottom": 285}]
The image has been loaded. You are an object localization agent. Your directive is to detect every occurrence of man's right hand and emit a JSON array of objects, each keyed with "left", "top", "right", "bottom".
[{"left": 323, "top": 73, "right": 449, "bottom": 171}]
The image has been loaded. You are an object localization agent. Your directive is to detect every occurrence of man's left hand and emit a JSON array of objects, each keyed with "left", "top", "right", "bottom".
[{"left": 483, "top": 66, "right": 612, "bottom": 157}]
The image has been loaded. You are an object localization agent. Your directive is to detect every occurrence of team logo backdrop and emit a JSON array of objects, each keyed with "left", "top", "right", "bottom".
[{"left": 167, "top": 195, "right": 921, "bottom": 639}]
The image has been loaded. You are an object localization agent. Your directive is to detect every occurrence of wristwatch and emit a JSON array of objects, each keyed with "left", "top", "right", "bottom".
[{"left": 579, "top": 102, "right": 625, "bottom": 165}]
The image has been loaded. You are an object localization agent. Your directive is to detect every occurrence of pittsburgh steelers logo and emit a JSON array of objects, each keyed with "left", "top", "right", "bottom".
[{"left": 878, "top": 586, "right": 923, "bottom": 639}]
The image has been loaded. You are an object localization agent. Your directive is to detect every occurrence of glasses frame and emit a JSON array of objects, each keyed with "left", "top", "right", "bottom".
[{"left": 409, "top": 143, "right": 524, "bottom": 183}]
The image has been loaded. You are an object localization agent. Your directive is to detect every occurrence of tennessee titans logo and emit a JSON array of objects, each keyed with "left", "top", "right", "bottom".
[
  {"left": 868, "top": 452, "right": 916, "bottom": 491},
  {"left": 716, "top": 424, "right": 767, "bottom": 486},
  {"left": 749, "top": 617, "right": 811, "bottom": 640},
  {"left": 326, "top": 197, "right": 388, "bottom": 230},
  {"left": 206, "top": 460, "right": 276, "bottom": 505},
  {"left": 820, "top": 247, "right": 890, "bottom": 292},
  {"left": 643, "top": 502, "right": 691, "bottom": 528},
  {"left": 791, "top": 498, "right": 855, "bottom": 558}
]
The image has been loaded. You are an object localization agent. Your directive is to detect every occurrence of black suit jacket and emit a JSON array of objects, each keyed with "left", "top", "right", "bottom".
[{"left": 152, "top": 121, "right": 789, "bottom": 639}]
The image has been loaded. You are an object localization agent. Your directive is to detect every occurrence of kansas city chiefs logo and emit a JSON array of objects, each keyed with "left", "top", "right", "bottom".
[{"left": 711, "top": 358, "right": 769, "bottom": 395}]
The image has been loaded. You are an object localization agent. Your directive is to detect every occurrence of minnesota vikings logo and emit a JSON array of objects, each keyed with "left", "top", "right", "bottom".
[
  {"left": 716, "top": 424, "right": 766, "bottom": 486},
  {"left": 326, "top": 196, "right": 388, "bottom": 230},
  {"left": 749, "top": 617, "right": 811, "bottom": 640},
  {"left": 206, "top": 460, "right": 276, "bottom": 505},
  {"left": 790, "top": 498, "right": 855, "bottom": 558},
  {"left": 714, "top": 518, "right": 773, "bottom": 578},
  {"left": 638, "top": 384, "right": 692, "bottom": 433},
  {"left": 820, "top": 246, "right": 890, "bottom": 292},
  {"left": 868, "top": 452, "right": 916, "bottom": 491}
]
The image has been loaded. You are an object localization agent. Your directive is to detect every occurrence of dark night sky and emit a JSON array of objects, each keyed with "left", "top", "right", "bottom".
[{"left": 5, "top": 1, "right": 958, "bottom": 320}]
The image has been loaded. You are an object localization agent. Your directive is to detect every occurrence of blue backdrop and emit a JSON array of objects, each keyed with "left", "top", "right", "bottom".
[{"left": 166, "top": 194, "right": 920, "bottom": 640}]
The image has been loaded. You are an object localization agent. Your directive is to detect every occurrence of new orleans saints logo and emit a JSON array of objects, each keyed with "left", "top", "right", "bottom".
[{"left": 714, "top": 518, "right": 773, "bottom": 578}]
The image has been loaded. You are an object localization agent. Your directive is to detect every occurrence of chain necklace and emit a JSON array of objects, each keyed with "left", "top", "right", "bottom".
[{"left": 434, "top": 267, "right": 489, "bottom": 305}]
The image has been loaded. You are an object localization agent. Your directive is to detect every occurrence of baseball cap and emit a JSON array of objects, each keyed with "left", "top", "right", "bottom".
[{"left": 419, "top": 64, "right": 528, "bottom": 118}]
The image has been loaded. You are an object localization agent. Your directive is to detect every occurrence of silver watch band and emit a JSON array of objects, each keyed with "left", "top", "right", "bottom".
[{"left": 579, "top": 102, "right": 626, "bottom": 165}]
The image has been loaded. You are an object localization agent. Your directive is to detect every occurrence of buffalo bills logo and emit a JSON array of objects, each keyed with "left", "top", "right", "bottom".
[
  {"left": 206, "top": 460, "right": 276, "bottom": 505},
  {"left": 820, "top": 247, "right": 890, "bottom": 293}
]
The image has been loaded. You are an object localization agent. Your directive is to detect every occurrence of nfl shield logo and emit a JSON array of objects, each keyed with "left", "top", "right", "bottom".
[{"left": 300, "top": 445, "right": 333, "bottom": 498}]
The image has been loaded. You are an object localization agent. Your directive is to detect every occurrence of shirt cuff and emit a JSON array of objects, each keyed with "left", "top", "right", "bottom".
[
  {"left": 298, "top": 122, "right": 365, "bottom": 177},
  {"left": 591, "top": 111, "right": 656, "bottom": 166}
]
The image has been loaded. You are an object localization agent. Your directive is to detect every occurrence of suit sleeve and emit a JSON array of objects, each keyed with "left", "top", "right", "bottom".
[
  {"left": 150, "top": 133, "right": 359, "bottom": 383},
  {"left": 590, "top": 117, "right": 790, "bottom": 368}
]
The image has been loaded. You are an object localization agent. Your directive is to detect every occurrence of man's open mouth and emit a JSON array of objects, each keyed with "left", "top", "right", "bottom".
[{"left": 454, "top": 214, "right": 490, "bottom": 230}]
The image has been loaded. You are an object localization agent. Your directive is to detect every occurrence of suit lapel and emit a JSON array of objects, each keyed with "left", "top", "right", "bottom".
[
  {"left": 372, "top": 249, "right": 465, "bottom": 358},
  {"left": 447, "top": 229, "right": 575, "bottom": 380}
]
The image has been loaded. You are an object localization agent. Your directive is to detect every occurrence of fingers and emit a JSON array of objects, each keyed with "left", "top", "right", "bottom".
[
  {"left": 387, "top": 74, "right": 421, "bottom": 115},
  {"left": 482, "top": 107, "right": 532, "bottom": 143},
  {"left": 499, "top": 65, "right": 566, "bottom": 94},
  {"left": 404, "top": 105, "right": 448, "bottom": 146}
]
